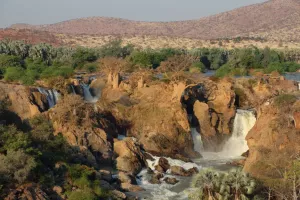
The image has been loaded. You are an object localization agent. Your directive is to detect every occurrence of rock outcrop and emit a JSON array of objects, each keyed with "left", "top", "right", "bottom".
[
  {"left": 114, "top": 137, "right": 146, "bottom": 175},
  {"left": 49, "top": 95, "right": 120, "bottom": 167},
  {"left": 244, "top": 97, "right": 300, "bottom": 178},
  {"left": 234, "top": 78, "right": 298, "bottom": 109},
  {"left": 0, "top": 82, "right": 48, "bottom": 120},
  {"left": 182, "top": 79, "right": 236, "bottom": 149}
]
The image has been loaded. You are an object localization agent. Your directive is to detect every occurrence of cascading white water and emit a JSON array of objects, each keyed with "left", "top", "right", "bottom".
[
  {"left": 81, "top": 84, "right": 99, "bottom": 103},
  {"left": 191, "top": 128, "right": 204, "bottom": 154},
  {"left": 37, "top": 87, "right": 60, "bottom": 108},
  {"left": 220, "top": 109, "right": 256, "bottom": 157}
]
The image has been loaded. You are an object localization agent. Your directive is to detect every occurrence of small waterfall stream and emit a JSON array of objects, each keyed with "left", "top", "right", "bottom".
[
  {"left": 191, "top": 128, "right": 204, "bottom": 154},
  {"left": 70, "top": 85, "right": 76, "bottom": 94},
  {"left": 220, "top": 109, "right": 256, "bottom": 157},
  {"left": 80, "top": 83, "right": 100, "bottom": 103},
  {"left": 37, "top": 87, "right": 60, "bottom": 108}
]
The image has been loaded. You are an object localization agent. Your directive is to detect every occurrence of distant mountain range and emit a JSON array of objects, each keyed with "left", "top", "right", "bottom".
[{"left": 7, "top": 0, "right": 300, "bottom": 41}]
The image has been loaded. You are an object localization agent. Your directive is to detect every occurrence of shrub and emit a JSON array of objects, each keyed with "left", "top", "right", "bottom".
[
  {"left": 190, "top": 168, "right": 263, "bottom": 200},
  {"left": 29, "top": 116, "right": 54, "bottom": 141},
  {"left": 68, "top": 189, "right": 97, "bottom": 200},
  {"left": 41, "top": 66, "right": 73, "bottom": 79},
  {"left": 0, "top": 150, "right": 36, "bottom": 184},
  {"left": 0, "top": 125, "right": 31, "bottom": 152},
  {"left": 128, "top": 50, "right": 154, "bottom": 69},
  {"left": 0, "top": 55, "right": 23, "bottom": 75},
  {"left": 98, "top": 40, "right": 133, "bottom": 58},
  {"left": 274, "top": 94, "right": 297, "bottom": 107},
  {"left": 189, "top": 62, "right": 206, "bottom": 73},
  {"left": 66, "top": 164, "right": 110, "bottom": 199},
  {"left": 215, "top": 64, "right": 232, "bottom": 77},
  {"left": 84, "top": 63, "right": 98, "bottom": 73},
  {"left": 265, "top": 62, "right": 287, "bottom": 74},
  {"left": 72, "top": 48, "right": 97, "bottom": 68},
  {"left": 4, "top": 67, "right": 25, "bottom": 82}
]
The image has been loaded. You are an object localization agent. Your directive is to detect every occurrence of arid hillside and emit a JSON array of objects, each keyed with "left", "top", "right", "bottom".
[
  {"left": 9, "top": 0, "right": 300, "bottom": 41},
  {"left": 0, "top": 28, "right": 62, "bottom": 46}
]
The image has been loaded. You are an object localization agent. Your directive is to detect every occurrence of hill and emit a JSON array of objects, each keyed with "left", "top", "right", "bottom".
[
  {"left": 9, "top": 0, "right": 300, "bottom": 41},
  {"left": 0, "top": 28, "right": 62, "bottom": 46}
]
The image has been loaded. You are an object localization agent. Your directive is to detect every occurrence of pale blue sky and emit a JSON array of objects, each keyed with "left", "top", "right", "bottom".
[{"left": 0, "top": 0, "right": 266, "bottom": 28}]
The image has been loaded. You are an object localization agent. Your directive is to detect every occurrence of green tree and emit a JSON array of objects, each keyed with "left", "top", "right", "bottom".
[
  {"left": 0, "top": 55, "right": 23, "bottom": 75},
  {"left": 0, "top": 150, "right": 36, "bottom": 184},
  {"left": 4, "top": 67, "right": 25, "bottom": 82}
]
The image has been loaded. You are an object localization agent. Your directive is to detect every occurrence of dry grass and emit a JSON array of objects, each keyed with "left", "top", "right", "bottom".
[{"left": 58, "top": 34, "right": 300, "bottom": 50}]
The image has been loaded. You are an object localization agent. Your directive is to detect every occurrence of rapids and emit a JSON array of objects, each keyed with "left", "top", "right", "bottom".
[{"left": 135, "top": 109, "right": 257, "bottom": 200}]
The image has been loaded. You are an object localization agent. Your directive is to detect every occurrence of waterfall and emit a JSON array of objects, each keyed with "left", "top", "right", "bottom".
[
  {"left": 191, "top": 128, "right": 204, "bottom": 154},
  {"left": 37, "top": 87, "right": 60, "bottom": 108},
  {"left": 70, "top": 85, "right": 76, "bottom": 94},
  {"left": 81, "top": 84, "right": 99, "bottom": 103},
  {"left": 221, "top": 109, "right": 256, "bottom": 157}
]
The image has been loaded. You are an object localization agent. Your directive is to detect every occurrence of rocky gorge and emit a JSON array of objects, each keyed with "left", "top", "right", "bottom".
[{"left": 1, "top": 71, "right": 300, "bottom": 200}]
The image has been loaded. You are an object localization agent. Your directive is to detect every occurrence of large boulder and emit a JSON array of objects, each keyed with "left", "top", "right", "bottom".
[
  {"left": 114, "top": 138, "right": 146, "bottom": 175},
  {"left": 170, "top": 166, "right": 198, "bottom": 177},
  {"left": 164, "top": 177, "right": 179, "bottom": 185},
  {"left": 154, "top": 158, "right": 170, "bottom": 173}
]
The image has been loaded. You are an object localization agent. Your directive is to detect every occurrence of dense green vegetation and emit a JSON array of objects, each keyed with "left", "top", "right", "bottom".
[
  {"left": 189, "top": 168, "right": 264, "bottom": 200},
  {"left": 1, "top": 39, "right": 300, "bottom": 85},
  {"left": 189, "top": 166, "right": 300, "bottom": 200},
  {"left": 0, "top": 101, "right": 110, "bottom": 199}
]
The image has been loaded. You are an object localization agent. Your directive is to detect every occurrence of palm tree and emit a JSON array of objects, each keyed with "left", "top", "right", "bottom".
[
  {"left": 192, "top": 169, "right": 223, "bottom": 200},
  {"left": 225, "top": 168, "right": 257, "bottom": 200}
]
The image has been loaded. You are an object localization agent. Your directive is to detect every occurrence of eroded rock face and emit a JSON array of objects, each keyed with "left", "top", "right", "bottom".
[
  {"left": 182, "top": 79, "right": 236, "bottom": 149},
  {"left": 234, "top": 78, "right": 298, "bottom": 109},
  {"left": 114, "top": 138, "right": 146, "bottom": 175},
  {"left": 49, "top": 95, "right": 120, "bottom": 167},
  {"left": 0, "top": 82, "right": 48, "bottom": 120},
  {"left": 244, "top": 99, "right": 300, "bottom": 178},
  {"left": 125, "top": 83, "right": 196, "bottom": 159},
  {"left": 5, "top": 184, "right": 49, "bottom": 200}
]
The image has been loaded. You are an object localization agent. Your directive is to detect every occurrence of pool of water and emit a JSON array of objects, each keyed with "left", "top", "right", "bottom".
[{"left": 284, "top": 72, "right": 300, "bottom": 81}]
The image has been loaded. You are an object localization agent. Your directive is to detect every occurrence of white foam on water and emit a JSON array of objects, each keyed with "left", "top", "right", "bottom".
[
  {"left": 37, "top": 87, "right": 60, "bottom": 108},
  {"left": 220, "top": 109, "right": 256, "bottom": 158},
  {"left": 136, "top": 169, "right": 190, "bottom": 200},
  {"left": 146, "top": 154, "right": 200, "bottom": 172},
  {"left": 81, "top": 83, "right": 99, "bottom": 103},
  {"left": 136, "top": 153, "right": 202, "bottom": 199},
  {"left": 191, "top": 128, "right": 203, "bottom": 154}
]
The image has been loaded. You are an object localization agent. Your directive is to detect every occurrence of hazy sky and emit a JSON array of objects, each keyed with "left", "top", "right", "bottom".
[{"left": 0, "top": 0, "right": 266, "bottom": 28}]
